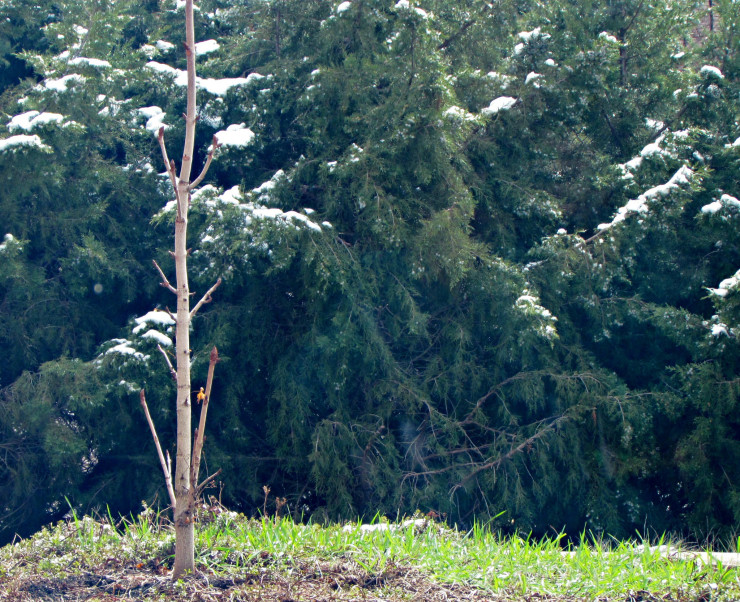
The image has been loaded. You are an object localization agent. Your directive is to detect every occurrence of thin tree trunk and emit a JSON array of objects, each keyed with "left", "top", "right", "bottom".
[
  {"left": 147, "top": 0, "right": 221, "bottom": 580},
  {"left": 171, "top": 0, "right": 198, "bottom": 579}
]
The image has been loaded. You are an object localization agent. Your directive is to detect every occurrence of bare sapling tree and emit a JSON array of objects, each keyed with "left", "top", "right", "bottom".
[{"left": 138, "top": 0, "right": 222, "bottom": 579}]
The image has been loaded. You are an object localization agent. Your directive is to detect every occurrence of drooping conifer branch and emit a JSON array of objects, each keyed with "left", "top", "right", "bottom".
[{"left": 449, "top": 415, "right": 569, "bottom": 495}]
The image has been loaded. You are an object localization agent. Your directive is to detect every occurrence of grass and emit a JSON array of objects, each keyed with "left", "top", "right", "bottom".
[{"left": 1, "top": 505, "right": 738, "bottom": 601}]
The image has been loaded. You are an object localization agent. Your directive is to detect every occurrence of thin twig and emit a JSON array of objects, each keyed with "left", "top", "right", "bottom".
[
  {"left": 140, "top": 390, "right": 177, "bottom": 508},
  {"left": 190, "top": 278, "right": 222, "bottom": 320},
  {"left": 152, "top": 259, "right": 177, "bottom": 294},
  {"left": 157, "top": 127, "right": 178, "bottom": 194},
  {"left": 196, "top": 468, "right": 222, "bottom": 496},
  {"left": 157, "top": 344, "right": 177, "bottom": 381},
  {"left": 191, "top": 347, "right": 219, "bottom": 486},
  {"left": 188, "top": 136, "right": 220, "bottom": 190}
]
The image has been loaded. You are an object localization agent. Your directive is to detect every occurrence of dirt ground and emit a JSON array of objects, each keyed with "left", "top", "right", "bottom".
[{"left": 0, "top": 559, "right": 717, "bottom": 602}]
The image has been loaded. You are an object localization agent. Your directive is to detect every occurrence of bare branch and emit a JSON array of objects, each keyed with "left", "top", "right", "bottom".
[
  {"left": 157, "top": 344, "right": 177, "bottom": 381},
  {"left": 196, "top": 468, "right": 222, "bottom": 496},
  {"left": 152, "top": 259, "right": 178, "bottom": 294},
  {"left": 188, "top": 135, "right": 220, "bottom": 190},
  {"left": 191, "top": 347, "right": 219, "bottom": 486},
  {"left": 190, "top": 278, "right": 222, "bottom": 320},
  {"left": 164, "top": 306, "right": 177, "bottom": 324},
  {"left": 157, "top": 127, "right": 179, "bottom": 194},
  {"left": 140, "top": 390, "right": 177, "bottom": 508}
]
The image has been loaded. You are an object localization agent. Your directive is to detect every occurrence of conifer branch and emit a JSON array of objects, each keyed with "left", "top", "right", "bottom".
[
  {"left": 462, "top": 371, "right": 547, "bottom": 425},
  {"left": 190, "top": 278, "right": 222, "bottom": 320},
  {"left": 140, "top": 390, "right": 177, "bottom": 508},
  {"left": 152, "top": 260, "right": 178, "bottom": 294},
  {"left": 191, "top": 347, "right": 219, "bottom": 487},
  {"left": 450, "top": 416, "right": 568, "bottom": 495},
  {"left": 188, "top": 136, "right": 220, "bottom": 191}
]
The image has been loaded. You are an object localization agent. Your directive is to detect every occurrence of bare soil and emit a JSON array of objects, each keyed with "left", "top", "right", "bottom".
[{"left": 0, "top": 558, "right": 718, "bottom": 602}]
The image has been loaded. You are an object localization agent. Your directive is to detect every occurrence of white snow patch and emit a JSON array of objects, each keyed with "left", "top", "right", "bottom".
[
  {"left": 645, "top": 118, "right": 664, "bottom": 131},
  {"left": 195, "top": 39, "right": 220, "bottom": 56},
  {"left": 711, "top": 323, "right": 729, "bottom": 337},
  {"left": 443, "top": 106, "right": 476, "bottom": 121},
  {"left": 132, "top": 310, "right": 176, "bottom": 334},
  {"left": 482, "top": 96, "right": 517, "bottom": 115},
  {"left": 700, "top": 65, "right": 724, "bottom": 79},
  {"left": 525, "top": 72, "right": 543, "bottom": 86},
  {"left": 342, "top": 519, "right": 429, "bottom": 533},
  {"left": 336, "top": 1, "right": 352, "bottom": 14},
  {"left": 395, "top": 0, "right": 410, "bottom": 7},
  {"left": 214, "top": 123, "right": 256, "bottom": 148},
  {"left": 702, "top": 200, "right": 723, "bottom": 214},
  {"left": 0, "top": 134, "right": 52, "bottom": 153},
  {"left": 156, "top": 40, "right": 175, "bottom": 51},
  {"left": 621, "top": 156, "right": 643, "bottom": 173},
  {"left": 709, "top": 269, "right": 740, "bottom": 297},
  {"left": 138, "top": 106, "right": 168, "bottom": 133},
  {"left": 146, "top": 61, "right": 265, "bottom": 96},
  {"left": 486, "top": 71, "right": 514, "bottom": 89},
  {"left": 37, "top": 74, "right": 85, "bottom": 92},
  {"left": 518, "top": 27, "right": 550, "bottom": 43},
  {"left": 68, "top": 57, "right": 111, "bottom": 68},
  {"left": 598, "top": 165, "right": 694, "bottom": 230},
  {"left": 639, "top": 135, "right": 670, "bottom": 159},
  {"left": 0, "top": 233, "right": 16, "bottom": 252},
  {"left": 104, "top": 339, "right": 147, "bottom": 361},
  {"left": 252, "top": 170, "right": 286, "bottom": 202},
  {"left": 598, "top": 31, "right": 619, "bottom": 44},
  {"left": 141, "top": 329, "right": 173, "bottom": 347},
  {"left": 702, "top": 194, "right": 740, "bottom": 214},
  {"left": 7, "top": 111, "right": 65, "bottom": 132}
]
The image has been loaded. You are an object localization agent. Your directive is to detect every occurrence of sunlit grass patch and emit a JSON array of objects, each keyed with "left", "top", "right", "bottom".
[{"left": 1, "top": 509, "right": 739, "bottom": 601}]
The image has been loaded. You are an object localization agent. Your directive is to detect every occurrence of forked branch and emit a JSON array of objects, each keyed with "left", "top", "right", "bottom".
[
  {"left": 152, "top": 259, "right": 177, "bottom": 294},
  {"left": 196, "top": 468, "right": 222, "bottom": 497},
  {"left": 190, "top": 278, "right": 222, "bottom": 320},
  {"left": 140, "top": 390, "right": 177, "bottom": 508},
  {"left": 189, "top": 135, "right": 220, "bottom": 191}
]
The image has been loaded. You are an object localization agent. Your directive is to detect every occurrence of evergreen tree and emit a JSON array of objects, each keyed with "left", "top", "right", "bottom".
[{"left": 1, "top": 0, "right": 739, "bottom": 545}]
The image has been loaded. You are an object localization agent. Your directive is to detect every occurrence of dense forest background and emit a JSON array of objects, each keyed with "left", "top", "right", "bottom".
[{"left": 0, "top": 0, "right": 738, "bottom": 547}]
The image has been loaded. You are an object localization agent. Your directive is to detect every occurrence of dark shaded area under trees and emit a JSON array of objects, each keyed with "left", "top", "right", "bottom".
[{"left": 0, "top": 0, "right": 739, "bottom": 547}]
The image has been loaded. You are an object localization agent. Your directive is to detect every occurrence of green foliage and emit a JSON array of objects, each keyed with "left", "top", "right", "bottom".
[{"left": 1, "top": 0, "right": 739, "bottom": 546}]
